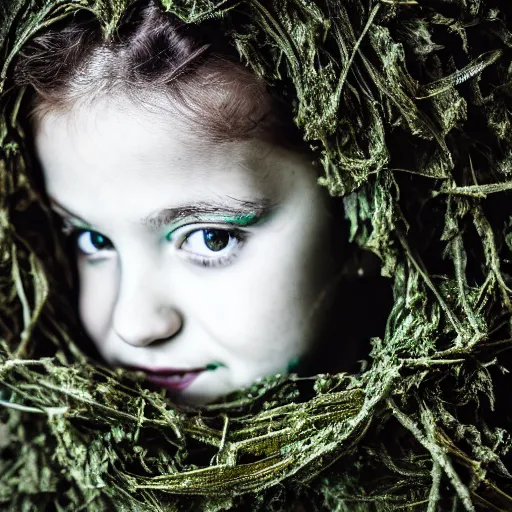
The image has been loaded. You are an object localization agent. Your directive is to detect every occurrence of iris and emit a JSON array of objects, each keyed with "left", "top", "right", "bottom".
[
  {"left": 75, "top": 230, "right": 114, "bottom": 255},
  {"left": 203, "top": 229, "right": 230, "bottom": 252}
]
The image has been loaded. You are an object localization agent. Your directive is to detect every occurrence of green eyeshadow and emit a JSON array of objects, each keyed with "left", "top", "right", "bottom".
[
  {"left": 221, "top": 212, "right": 260, "bottom": 226},
  {"left": 164, "top": 210, "right": 271, "bottom": 241}
]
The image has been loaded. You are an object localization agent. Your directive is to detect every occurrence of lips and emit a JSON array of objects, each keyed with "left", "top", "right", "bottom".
[
  {"left": 127, "top": 366, "right": 206, "bottom": 392},
  {"left": 145, "top": 370, "right": 204, "bottom": 391}
]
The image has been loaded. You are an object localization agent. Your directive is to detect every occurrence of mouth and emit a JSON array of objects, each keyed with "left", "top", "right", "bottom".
[
  {"left": 126, "top": 363, "right": 222, "bottom": 392},
  {"left": 145, "top": 370, "right": 203, "bottom": 391}
]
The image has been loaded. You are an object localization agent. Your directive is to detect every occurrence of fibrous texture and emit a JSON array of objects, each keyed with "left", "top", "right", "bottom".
[{"left": 1, "top": 0, "right": 512, "bottom": 510}]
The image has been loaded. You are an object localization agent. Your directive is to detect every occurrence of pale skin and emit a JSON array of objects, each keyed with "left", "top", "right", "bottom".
[{"left": 34, "top": 93, "right": 339, "bottom": 404}]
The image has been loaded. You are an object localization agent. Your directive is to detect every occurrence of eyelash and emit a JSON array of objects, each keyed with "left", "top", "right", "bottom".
[
  {"left": 60, "top": 222, "right": 249, "bottom": 268},
  {"left": 189, "top": 248, "right": 239, "bottom": 268}
]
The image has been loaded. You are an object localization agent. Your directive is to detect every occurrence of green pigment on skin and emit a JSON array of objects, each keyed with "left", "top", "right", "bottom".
[
  {"left": 206, "top": 362, "right": 225, "bottom": 371},
  {"left": 286, "top": 357, "right": 301, "bottom": 373},
  {"left": 164, "top": 211, "right": 271, "bottom": 241},
  {"left": 221, "top": 212, "right": 260, "bottom": 226}
]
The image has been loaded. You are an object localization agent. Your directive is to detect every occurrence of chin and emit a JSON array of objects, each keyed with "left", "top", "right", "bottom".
[{"left": 173, "top": 390, "right": 222, "bottom": 406}]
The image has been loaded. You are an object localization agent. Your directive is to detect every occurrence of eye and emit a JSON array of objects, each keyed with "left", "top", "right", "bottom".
[
  {"left": 183, "top": 229, "right": 237, "bottom": 255},
  {"left": 179, "top": 228, "right": 244, "bottom": 266},
  {"left": 75, "top": 230, "right": 114, "bottom": 255}
]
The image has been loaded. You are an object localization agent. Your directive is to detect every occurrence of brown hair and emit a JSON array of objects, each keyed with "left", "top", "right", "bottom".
[{"left": 14, "top": 0, "right": 304, "bottom": 149}]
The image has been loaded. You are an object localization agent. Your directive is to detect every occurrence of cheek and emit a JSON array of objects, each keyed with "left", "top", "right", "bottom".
[
  {"left": 77, "top": 261, "right": 117, "bottom": 346},
  {"left": 188, "top": 209, "right": 335, "bottom": 362}
]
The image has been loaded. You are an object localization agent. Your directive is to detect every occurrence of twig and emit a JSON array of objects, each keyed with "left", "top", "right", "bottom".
[
  {"left": 380, "top": 0, "right": 418, "bottom": 4},
  {"left": 387, "top": 398, "right": 475, "bottom": 512}
]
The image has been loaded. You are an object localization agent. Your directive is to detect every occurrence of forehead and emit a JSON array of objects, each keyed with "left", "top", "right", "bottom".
[
  {"left": 34, "top": 94, "right": 298, "bottom": 225},
  {"left": 35, "top": 93, "right": 267, "bottom": 172}
]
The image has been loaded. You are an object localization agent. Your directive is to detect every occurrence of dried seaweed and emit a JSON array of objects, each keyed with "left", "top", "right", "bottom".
[{"left": 1, "top": 0, "right": 512, "bottom": 510}]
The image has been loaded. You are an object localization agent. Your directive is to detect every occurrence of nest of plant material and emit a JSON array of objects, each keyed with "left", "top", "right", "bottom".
[{"left": 1, "top": 0, "right": 512, "bottom": 510}]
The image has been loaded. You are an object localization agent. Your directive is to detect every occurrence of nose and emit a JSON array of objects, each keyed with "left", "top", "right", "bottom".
[{"left": 112, "top": 266, "right": 182, "bottom": 347}]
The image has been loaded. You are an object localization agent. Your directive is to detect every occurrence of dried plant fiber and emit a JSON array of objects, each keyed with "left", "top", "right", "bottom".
[{"left": 1, "top": 0, "right": 512, "bottom": 510}]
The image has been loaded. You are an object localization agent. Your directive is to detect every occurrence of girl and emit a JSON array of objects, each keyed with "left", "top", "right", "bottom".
[{"left": 14, "top": 0, "right": 382, "bottom": 404}]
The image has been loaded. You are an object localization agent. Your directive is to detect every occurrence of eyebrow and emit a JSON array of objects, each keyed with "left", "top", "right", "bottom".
[
  {"left": 143, "top": 199, "right": 274, "bottom": 231},
  {"left": 49, "top": 197, "right": 275, "bottom": 231},
  {"left": 49, "top": 200, "right": 90, "bottom": 226}
]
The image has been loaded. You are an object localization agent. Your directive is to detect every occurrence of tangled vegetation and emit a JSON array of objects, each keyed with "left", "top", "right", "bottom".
[{"left": 1, "top": 0, "right": 512, "bottom": 510}]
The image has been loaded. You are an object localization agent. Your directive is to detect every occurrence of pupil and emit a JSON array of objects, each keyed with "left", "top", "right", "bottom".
[
  {"left": 203, "top": 230, "right": 230, "bottom": 252},
  {"left": 91, "top": 232, "right": 108, "bottom": 249}
]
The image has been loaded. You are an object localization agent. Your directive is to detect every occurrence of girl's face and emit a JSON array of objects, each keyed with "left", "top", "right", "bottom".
[{"left": 34, "top": 94, "right": 338, "bottom": 404}]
